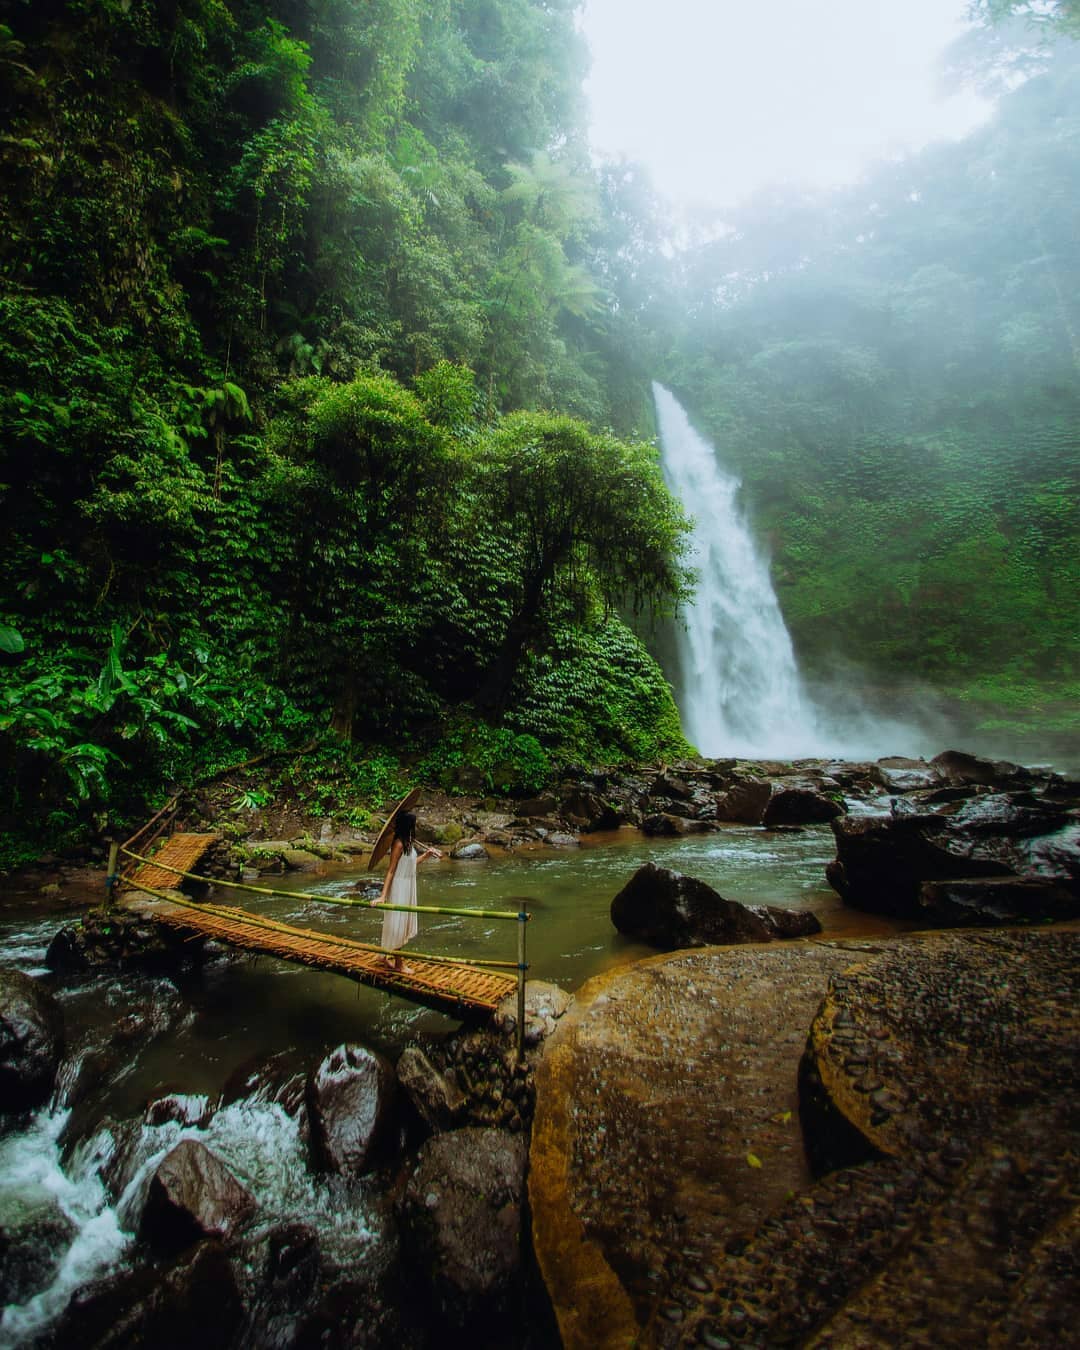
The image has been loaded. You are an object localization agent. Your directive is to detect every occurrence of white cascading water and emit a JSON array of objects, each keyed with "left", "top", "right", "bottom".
[{"left": 653, "top": 383, "right": 833, "bottom": 759}]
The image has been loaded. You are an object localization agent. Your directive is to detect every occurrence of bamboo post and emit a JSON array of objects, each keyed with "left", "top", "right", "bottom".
[
  {"left": 104, "top": 839, "right": 120, "bottom": 912},
  {"left": 516, "top": 905, "right": 528, "bottom": 1063}
]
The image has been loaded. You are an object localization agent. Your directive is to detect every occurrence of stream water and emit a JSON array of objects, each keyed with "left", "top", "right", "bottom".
[{"left": 0, "top": 823, "right": 897, "bottom": 1343}]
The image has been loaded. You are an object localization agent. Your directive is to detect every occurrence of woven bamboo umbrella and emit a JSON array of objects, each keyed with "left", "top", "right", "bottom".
[{"left": 367, "top": 787, "right": 422, "bottom": 870}]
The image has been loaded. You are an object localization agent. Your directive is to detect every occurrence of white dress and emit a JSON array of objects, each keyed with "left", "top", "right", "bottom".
[{"left": 381, "top": 845, "right": 418, "bottom": 951}]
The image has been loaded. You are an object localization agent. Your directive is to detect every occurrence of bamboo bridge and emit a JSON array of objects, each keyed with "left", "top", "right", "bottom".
[{"left": 108, "top": 821, "right": 529, "bottom": 1046}]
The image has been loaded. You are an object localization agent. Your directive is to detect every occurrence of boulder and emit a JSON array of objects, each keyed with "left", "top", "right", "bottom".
[
  {"left": 715, "top": 777, "right": 773, "bottom": 824},
  {"left": 144, "top": 1093, "right": 215, "bottom": 1130},
  {"left": 397, "top": 1045, "right": 467, "bottom": 1131},
  {"left": 49, "top": 1240, "right": 242, "bottom": 1350},
  {"left": 280, "top": 848, "right": 321, "bottom": 870},
  {"left": 611, "top": 863, "right": 819, "bottom": 949},
  {"left": 875, "top": 757, "right": 942, "bottom": 793},
  {"left": 828, "top": 796, "right": 1080, "bottom": 919},
  {"left": 918, "top": 876, "right": 1079, "bottom": 926},
  {"left": 451, "top": 841, "right": 489, "bottom": 860},
  {"left": 546, "top": 832, "right": 580, "bottom": 848},
  {"left": 492, "top": 980, "right": 574, "bottom": 1047},
  {"left": 0, "top": 1197, "right": 75, "bottom": 1305},
  {"left": 650, "top": 770, "right": 694, "bottom": 801},
  {"left": 641, "top": 813, "right": 711, "bottom": 836},
  {"left": 763, "top": 786, "right": 845, "bottom": 827},
  {"left": 0, "top": 969, "right": 65, "bottom": 1112},
  {"left": 930, "top": 748, "right": 1032, "bottom": 788},
  {"left": 399, "top": 1127, "right": 528, "bottom": 1331},
  {"left": 140, "top": 1140, "right": 256, "bottom": 1254},
  {"left": 516, "top": 793, "right": 558, "bottom": 817},
  {"left": 307, "top": 1043, "right": 397, "bottom": 1177},
  {"left": 561, "top": 788, "right": 620, "bottom": 831}
]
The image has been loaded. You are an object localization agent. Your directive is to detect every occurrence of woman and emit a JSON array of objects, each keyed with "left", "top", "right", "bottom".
[{"left": 374, "top": 810, "right": 439, "bottom": 972}]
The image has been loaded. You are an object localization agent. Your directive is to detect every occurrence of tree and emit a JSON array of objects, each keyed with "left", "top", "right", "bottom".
[{"left": 471, "top": 413, "right": 693, "bottom": 709}]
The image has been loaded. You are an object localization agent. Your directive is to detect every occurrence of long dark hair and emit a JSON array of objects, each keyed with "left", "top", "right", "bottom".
[{"left": 393, "top": 810, "right": 417, "bottom": 854}]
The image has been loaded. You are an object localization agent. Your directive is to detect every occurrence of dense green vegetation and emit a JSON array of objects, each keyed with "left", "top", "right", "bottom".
[
  {"left": 0, "top": 0, "right": 690, "bottom": 864},
  {"left": 1, "top": 0, "right": 1077, "bottom": 865},
  {"left": 656, "top": 11, "right": 1080, "bottom": 751}
]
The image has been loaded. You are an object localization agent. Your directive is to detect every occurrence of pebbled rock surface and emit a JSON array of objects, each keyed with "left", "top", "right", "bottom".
[
  {"left": 530, "top": 929, "right": 1080, "bottom": 1349},
  {"left": 611, "top": 862, "right": 821, "bottom": 949},
  {"left": 0, "top": 968, "right": 65, "bottom": 1112}
]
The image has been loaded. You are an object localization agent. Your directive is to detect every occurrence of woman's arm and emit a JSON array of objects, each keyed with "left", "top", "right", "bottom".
[
  {"left": 417, "top": 845, "right": 441, "bottom": 867},
  {"left": 376, "top": 839, "right": 403, "bottom": 902}
]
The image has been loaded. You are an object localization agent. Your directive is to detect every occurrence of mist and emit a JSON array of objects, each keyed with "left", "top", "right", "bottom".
[{"left": 615, "top": 11, "right": 1080, "bottom": 771}]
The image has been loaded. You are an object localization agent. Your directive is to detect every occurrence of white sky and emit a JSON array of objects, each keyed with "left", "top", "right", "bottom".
[{"left": 579, "top": 0, "right": 992, "bottom": 210}]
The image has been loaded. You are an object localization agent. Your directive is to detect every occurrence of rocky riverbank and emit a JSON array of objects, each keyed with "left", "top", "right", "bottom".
[
  {"left": 0, "top": 969, "right": 572, "bottom": 1347},
  {"left": 3, "top": 744, "right": 1078, "bottom": 1345}
]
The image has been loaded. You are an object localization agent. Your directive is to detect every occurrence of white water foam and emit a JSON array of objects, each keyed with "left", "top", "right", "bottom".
[{"left": 0, "top": 1096, "right": 376, "bottom": 1346}]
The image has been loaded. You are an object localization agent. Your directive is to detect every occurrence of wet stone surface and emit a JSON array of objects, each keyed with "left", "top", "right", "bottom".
[{"left": 530, "top": 929, "right": 1080, "bottom": 1349}]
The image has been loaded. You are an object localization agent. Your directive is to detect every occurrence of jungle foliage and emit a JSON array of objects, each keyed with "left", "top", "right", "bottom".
[
  {"left": 0, "top": 0, "right": 688, "bottom": 862},
  {"left": 1, "top": 0, "right": 1078, "bottom": 861}
]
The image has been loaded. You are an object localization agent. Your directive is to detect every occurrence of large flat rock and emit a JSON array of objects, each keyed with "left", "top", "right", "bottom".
[
  {"left": 529, "top": 930, "right": 1080, "bottom": 1348},
  {"left": 528, "top": 940, "right": 862, "bottom": 1347}
]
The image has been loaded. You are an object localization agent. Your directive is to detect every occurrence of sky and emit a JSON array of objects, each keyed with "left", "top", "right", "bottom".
[{"left": 579, "top": 0, "right": 992, "bottom": 211}]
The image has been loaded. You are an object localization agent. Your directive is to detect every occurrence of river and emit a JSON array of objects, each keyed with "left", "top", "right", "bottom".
[{"left": 0, "top": 821, "right": 899, "bottom": 1344}]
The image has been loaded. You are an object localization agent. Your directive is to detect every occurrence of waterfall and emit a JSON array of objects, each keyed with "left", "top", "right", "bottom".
[{"left": 653, "top": 383, "right": 831, "bottom": 759}]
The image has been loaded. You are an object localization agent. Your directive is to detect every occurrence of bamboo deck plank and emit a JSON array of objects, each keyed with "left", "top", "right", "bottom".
[
  {"left": 124, "top": 894, "right": 518, "bottom": 1018},
  {"left": 125, "top": 833, "right": 220, "bottom": 892}
]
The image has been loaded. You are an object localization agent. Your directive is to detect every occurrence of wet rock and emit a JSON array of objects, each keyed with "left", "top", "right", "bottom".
[
  {"left": 140, "top": 1139, "right": 256, "bottom": 1254},
  {"left": 561, "top": 788, "right": 620, "bottom": 831},
  {"left": 827, "top": 813, "right": 1011, "bottom": 917},
  {"left": 641, "top": 813, "right": 711, "bottom": 836},
  {"left": 877, "top": 757, "right": 942, "bottom": 792},
  {"left": 516, "top": 793, "right": 558, "bottom": 817},
  {"left": 399, "top": 1126, "right": 528, "bottom": 1332},
  {"left": 829, "top": 792, "right": 1080, "bottom": 919},
  {"left": 221, "top": 1049, "right": 308, "bottom": 1118},
  {"left": 763, "top": 786, "right": 845, "bottom": 827},
  {"left": 715, "top": 777, "right": 773, "bottom": 825},
  {"left": 0, "top": 968, "right": 65, "bottom": 1112},
  {"left": 308, "top": 1043, "right": 397, "bottom": 1178},
  {"left": 144, "top": 1093, "right": 215, "bottom": 1130},
  {"left": 651, "top": 771, "right": 694, "bottom": 801},
  {"left": 745, "top": 905, "right": 822, "bottom": 939},
  {"left": 939, "top": 791, "right": 1068, "bottom": 838},
  {"left": 930, "top": 749, "right": 1033, "bottom": 788},
  {"left": 281, "top": 848, "right": 321, "bottom": 870},
  {"left": 917, "top": 876, "right": 1079, "bottom": 926},
  {"left": 267, "top": 1220, "right": 319, "bottom": 1289},
  {"left": 610, "top": 862, "right": 818, "bottom": 948},
  {"left": 546, "top": 832, "right": 580, "bottom": 848},
  {"left": 492, "top": 980, "right": 574, "bottom": 1047},
  {"left": 50, "top": 1240, "right": 242, "bottom": 1350},
  {"left": 397, "top": 1045, "right": 467, "bottom": 1131},
  {"left": 0, "top": 1198, "right": 75, "bottom": 1304},
  {"left": 451, "top": 841, "right": 489, "bottom": 860},
  {"left": 46, "top": 909, "right": 212, "bottom": 974}
]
